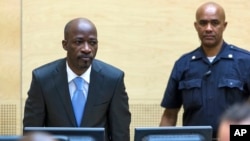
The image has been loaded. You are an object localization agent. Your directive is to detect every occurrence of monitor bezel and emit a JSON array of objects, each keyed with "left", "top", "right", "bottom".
[
  {"left": 134, "top": 126, "right": 213, "bottom": 141},
  {"left": 23, "top": 127, "right": 105, "bottom": 141}
]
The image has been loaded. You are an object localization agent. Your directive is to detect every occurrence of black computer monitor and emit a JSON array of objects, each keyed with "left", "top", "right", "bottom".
[
  {"left": 134, "top": 126, "right": 212, "bottom": 141},
  {"left": 23, "top": 127, "right": 105, "bottom": 141}
]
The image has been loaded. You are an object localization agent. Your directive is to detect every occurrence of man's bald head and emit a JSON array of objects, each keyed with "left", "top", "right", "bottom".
[
  {"left": 194, "top": 1, "right": 227, "bottom": 49},
  {"left": 21, "top": 132, "right": 59, "bottom": 141},
  {"left": 196, "top": 1, "right": 226, "bottom": 22},
  {"left": 64, "top": 17, "right": 97, "bottom": 40}
]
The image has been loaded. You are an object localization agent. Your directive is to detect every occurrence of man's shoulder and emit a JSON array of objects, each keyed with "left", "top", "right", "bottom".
[
  {"left": 93, "top": 59, "right": 124, "bottom": 74},
  {"left": 175, "top": 47, "right": 200, "bottom": 62},
  {"left": 33, "top": 58, "right": 65, "bottom": 72},
  {"left": 227, "top": 44, "right": 250, "bottom": 56}
]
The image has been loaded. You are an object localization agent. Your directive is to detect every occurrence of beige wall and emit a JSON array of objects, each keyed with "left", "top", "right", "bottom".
[
  {"left": 1, "top": 0, "right": 250, "bottom": 138},
  {"left": 0, "top": 0, "right": 21, "bottom": 135},
  {"left": 22, "top": 0, "right": 250, "bottom": 105}
]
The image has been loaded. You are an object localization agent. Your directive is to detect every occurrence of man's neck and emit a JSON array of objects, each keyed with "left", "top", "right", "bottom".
[{"left": 202, "top": 41, "right": 223, "bottom": 57}]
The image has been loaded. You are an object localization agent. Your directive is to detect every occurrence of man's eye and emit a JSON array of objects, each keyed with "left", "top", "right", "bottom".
[
  {"left": 75, "top": 40, "right": 82, "bottom": 45},
  {"left": 211, "top": 20, "right": 220, "bottom": 26},
  {"left": 199, "top": 21, "right": 208, "bottom": 26},
  {"left": 89, "top": 40, "right": 98, "bottom": 46}
]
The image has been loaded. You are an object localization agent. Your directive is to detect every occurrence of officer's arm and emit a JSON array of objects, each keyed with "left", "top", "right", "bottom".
[{"left": 159, "top": 108, "right": 180, "bottom": 126}]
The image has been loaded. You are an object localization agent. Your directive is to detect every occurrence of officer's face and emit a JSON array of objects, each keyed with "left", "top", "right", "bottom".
[{"left": 194, "top": 5, "right": 227, "bottom": 48}]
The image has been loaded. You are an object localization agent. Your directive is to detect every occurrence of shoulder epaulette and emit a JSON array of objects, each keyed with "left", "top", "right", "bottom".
[{"left": 228, "top": 44, "right": 250, "bottom": 55}]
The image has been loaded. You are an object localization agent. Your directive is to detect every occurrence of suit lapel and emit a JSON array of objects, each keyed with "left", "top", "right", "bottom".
[
  {"left": 82, "top": 60, "right": 104, "bottom": 126},
  {"left": 53, "top": 59, "right": 77, "bottom": 126}
]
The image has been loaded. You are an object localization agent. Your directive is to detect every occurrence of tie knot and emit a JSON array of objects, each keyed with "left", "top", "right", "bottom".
[{"left": 73, "top": 77, "right": 84, "bottom": 90}]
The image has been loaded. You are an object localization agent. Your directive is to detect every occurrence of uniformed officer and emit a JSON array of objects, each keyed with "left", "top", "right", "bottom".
[{"left": 159, "top": 1, "right": 250, "bottom": 140}]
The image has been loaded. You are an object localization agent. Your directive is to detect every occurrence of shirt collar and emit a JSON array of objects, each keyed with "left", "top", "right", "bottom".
[{"left": 66, "top": 62, "right": 91, "bottom": 84}]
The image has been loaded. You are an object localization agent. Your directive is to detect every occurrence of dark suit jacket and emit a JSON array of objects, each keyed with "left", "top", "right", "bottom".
[{"left": 23, "top": 58, "right": 131, "bottom": 141}]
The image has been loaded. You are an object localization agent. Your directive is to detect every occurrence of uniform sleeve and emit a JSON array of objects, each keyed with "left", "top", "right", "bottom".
[{"left": 161, "top": 62, "right": 183, "bottom": 109}]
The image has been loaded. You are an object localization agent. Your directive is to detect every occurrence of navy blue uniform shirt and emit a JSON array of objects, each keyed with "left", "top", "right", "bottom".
[{"left": 161, "top": 42, "right": 250, "bottom": 136}]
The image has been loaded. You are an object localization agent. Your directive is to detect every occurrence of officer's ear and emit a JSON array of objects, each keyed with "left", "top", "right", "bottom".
[{"left": 222, "top": 21, "right": 227, "bottom": 31}]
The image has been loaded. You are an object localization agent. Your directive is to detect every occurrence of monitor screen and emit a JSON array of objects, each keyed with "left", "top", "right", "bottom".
[
  {"left": 23, "top": 127, "right": 105, "bottom": 141},
  {"left": 134, "top": 126, "right": 212, "bottom": 141}
]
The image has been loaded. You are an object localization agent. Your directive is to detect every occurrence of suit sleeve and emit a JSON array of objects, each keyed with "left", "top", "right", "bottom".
[
  {"left": 109, "top": 72, "right": 131, "bottom": 141},
  {"left": 23, "top": 70, "right": 46, "bottom": 130}
]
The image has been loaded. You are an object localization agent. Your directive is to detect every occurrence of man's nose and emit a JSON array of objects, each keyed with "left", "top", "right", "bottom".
[
  {"left": 81, "top": 42, "right": 91, "bottom": 52},
  {"left": 205, "top": 23, "right": 213, "bottom": 31}
]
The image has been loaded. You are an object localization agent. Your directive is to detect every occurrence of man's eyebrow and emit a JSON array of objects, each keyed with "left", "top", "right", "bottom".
[{"left": 199, "top": 19, "right": 218, "bottom": 21}]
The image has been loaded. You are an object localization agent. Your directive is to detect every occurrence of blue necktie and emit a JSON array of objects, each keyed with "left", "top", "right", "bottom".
[{"left": 72, "top": 77, "right": 86, "bottom": 126}]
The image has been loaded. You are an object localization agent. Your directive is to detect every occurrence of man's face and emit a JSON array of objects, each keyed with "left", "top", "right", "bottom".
[
  {"left": 63, "top": 20, "right": 98, "bottom": 75},
  {"left": 194, "top": 5, "right": 227, "bottom": 48}
]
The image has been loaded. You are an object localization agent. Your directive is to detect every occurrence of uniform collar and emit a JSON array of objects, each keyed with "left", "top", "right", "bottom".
[{"left": 190, "top": 42, "right": 234, "bottom": 61}]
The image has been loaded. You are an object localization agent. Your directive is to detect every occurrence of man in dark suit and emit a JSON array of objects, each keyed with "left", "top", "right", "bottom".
[{"left": 23, "top": 17, "right": 131, "bottom": 141}]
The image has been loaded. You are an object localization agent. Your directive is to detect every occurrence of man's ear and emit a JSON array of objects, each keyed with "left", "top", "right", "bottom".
[
  {"left": 194, "top": 21, "right": 198, "bottom": 32},
  {"left": 62, "top": 40, "right": 68, "bottom": 51},
  {"left": 223, "top": 21, "right": 228, "bottom": 31}
]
